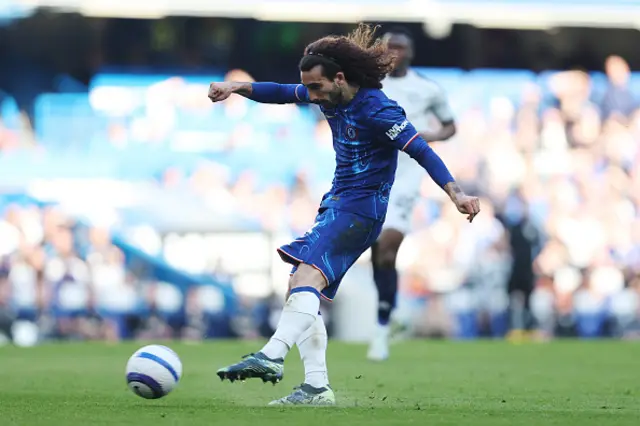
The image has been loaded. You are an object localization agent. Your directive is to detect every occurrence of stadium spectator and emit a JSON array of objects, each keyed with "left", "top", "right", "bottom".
[{"left": 601, "top": 55, "right": 637, "bottom": 119}]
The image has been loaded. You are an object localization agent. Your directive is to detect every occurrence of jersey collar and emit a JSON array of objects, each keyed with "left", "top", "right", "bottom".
[{"left": 343, "top": 87, "right": 367, "bottom": 110}]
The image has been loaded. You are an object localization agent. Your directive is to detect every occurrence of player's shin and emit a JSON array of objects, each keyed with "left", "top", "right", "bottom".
[
  {"left": 261, "top": 287, "right": 320, "bottom": 360},
  {"left": 296, "top": 312, "right": 329, "bottom": 388},
  {"left": 374, "top": 266, "right": 398, "bottom": 326},
  {"left": 371, "top": 241, "right": 400, "bottom": 326}
]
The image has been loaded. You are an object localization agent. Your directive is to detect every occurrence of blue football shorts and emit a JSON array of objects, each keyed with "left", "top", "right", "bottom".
[{"left": 277, "top": 207, "right": 383, "bottom": 301}]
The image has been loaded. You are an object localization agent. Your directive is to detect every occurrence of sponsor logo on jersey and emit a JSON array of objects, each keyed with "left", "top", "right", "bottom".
[{"left": 385, "top": 119, "right": 409, "bottom": 140}]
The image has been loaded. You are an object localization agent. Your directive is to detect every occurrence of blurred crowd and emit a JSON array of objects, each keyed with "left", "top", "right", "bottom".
[
  {"left": 1, "top": 55, "right": 640, "bottom": 343},
  {"left": 0, "top": 204, "right": 132, "bottom": 343},
  {"left": 0, "top": 204, "right": 272, "bottom": 346},
  {"left": 397, "top": 56, "right": 640, "bottom": 340}
]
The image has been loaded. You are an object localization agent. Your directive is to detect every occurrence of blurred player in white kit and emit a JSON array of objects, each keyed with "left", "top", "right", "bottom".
[{"left": 368, "top": 27, "right": 457, "bottom": 361}]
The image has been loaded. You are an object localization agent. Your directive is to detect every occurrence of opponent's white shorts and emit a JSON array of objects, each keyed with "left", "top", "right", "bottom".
[{"left": 383, "top": 173, "right": 421, "bottom": 235}]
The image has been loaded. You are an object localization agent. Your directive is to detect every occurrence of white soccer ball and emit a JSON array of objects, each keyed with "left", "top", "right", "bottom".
[{"left": 126, "top": 345, "right": 183, "bottom": 399}]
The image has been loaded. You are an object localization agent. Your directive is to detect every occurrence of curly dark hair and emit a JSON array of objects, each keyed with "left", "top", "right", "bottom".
[{"left": 298, "top": 24, "right": 395, "bottom": 89}]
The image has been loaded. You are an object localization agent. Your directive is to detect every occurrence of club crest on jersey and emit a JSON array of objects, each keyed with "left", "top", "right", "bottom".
[
  {"left": 385, "top": 119, "right": 409, "bottom": 140},
  {"left": 346, "top": 125, "right": 357, "bottom": 140}
]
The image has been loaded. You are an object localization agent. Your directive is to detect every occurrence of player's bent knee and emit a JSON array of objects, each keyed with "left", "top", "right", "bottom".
[
  {"left": 290, "top": 263, "right": 328, "bottom": 294},
  {"left": 374, "top": 228, "right": 404, "bottom": 269},
  {"left": 377, "top": 228, "right": 404, "bottom": 252}
]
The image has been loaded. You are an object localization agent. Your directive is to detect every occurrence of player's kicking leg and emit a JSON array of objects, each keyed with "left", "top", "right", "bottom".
[
  {"left": 218, "top": 208, "right": 381, "bottom": 406},
  {"left": 217, "top": 264, "right": 324, "bottom": 384},
  {"left": 269, "top": 301, "right": 335, "bottom": 406},
  {"left": 368, "top": 228, "right": 405, "bottom": 361}
]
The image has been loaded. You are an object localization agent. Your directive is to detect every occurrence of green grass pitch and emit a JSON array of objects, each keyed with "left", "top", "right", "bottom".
[{"left": 0, "top": 340, "right": 638, "bottom": 425}]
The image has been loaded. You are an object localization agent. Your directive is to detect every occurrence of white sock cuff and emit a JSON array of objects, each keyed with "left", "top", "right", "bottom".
[
  {"left": 289, "top": 286, "right": 322, "bottom": 300},
  {"left": 267, "top": 289, "right": 319, "bottom": 350},
  {"left": 286, "top": 287, "right": 321, "bottom": 316}
]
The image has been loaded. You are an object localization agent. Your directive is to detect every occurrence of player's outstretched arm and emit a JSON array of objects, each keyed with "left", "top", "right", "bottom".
[
  {"left": 371, "top": 105, "right": 480, "bottom": 222},
  {"left": 208, "top": 82, "right": 309, "bottom": 104}
]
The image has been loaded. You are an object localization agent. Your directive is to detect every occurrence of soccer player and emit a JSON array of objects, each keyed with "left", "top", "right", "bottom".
[
  {"left": 208, "top": 24, "right": 480, "bottom": 406},
  {"left": 367, "top": 27, "right": 457, "bottom": 361}
]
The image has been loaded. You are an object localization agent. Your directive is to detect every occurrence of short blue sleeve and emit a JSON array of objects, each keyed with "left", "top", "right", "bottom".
[{"left": 367, "top": 104, "right": 420, "bottom": 151}]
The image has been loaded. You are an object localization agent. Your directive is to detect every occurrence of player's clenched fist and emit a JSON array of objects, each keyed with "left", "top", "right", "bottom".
[
  {"left": 208, "top": 82, "right": 234, "bottom": 102},
  {"left": 444, "top": 182, "right": 481, "bottom": 223},
  {"left": 208, "top": 82, "right": 252, "bottom": 102},
  {"left": 454, "top": 194, "right": 481, "bottom": 223}
]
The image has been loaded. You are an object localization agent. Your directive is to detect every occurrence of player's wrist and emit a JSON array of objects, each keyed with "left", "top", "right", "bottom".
[
  {"left": 231, "top": 82, "right": 253, "bottom": 96},
  {"left": 444, "top": 181, "right": 463, "bottom": 202}
]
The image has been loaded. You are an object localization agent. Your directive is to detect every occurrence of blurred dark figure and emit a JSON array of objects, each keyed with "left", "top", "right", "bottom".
[
  {"left": 500, "top": 192, "right": 542, "bottom": 334},
  {"left": 601, "top": 55, "right": 637, "bottom": 119}
]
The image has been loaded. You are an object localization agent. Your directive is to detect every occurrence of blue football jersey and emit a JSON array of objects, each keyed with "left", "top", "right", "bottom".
[
  {"left": 246, "top": 82, "right": 443, "bottom": 221},
  {"left": 298, "top": 86, "right": 421, "bottom": 221}
]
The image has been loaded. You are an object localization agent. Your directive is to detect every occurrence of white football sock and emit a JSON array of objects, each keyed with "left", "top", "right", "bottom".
[
  {"left": 261, "top": 289, "right": 319, "bottom": 360},
  {"left": 376, "top": 323, "right": 391, "bottom": 339},
  {"left": 296, "top": 313, "right": 329, "bottom": 388}
]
